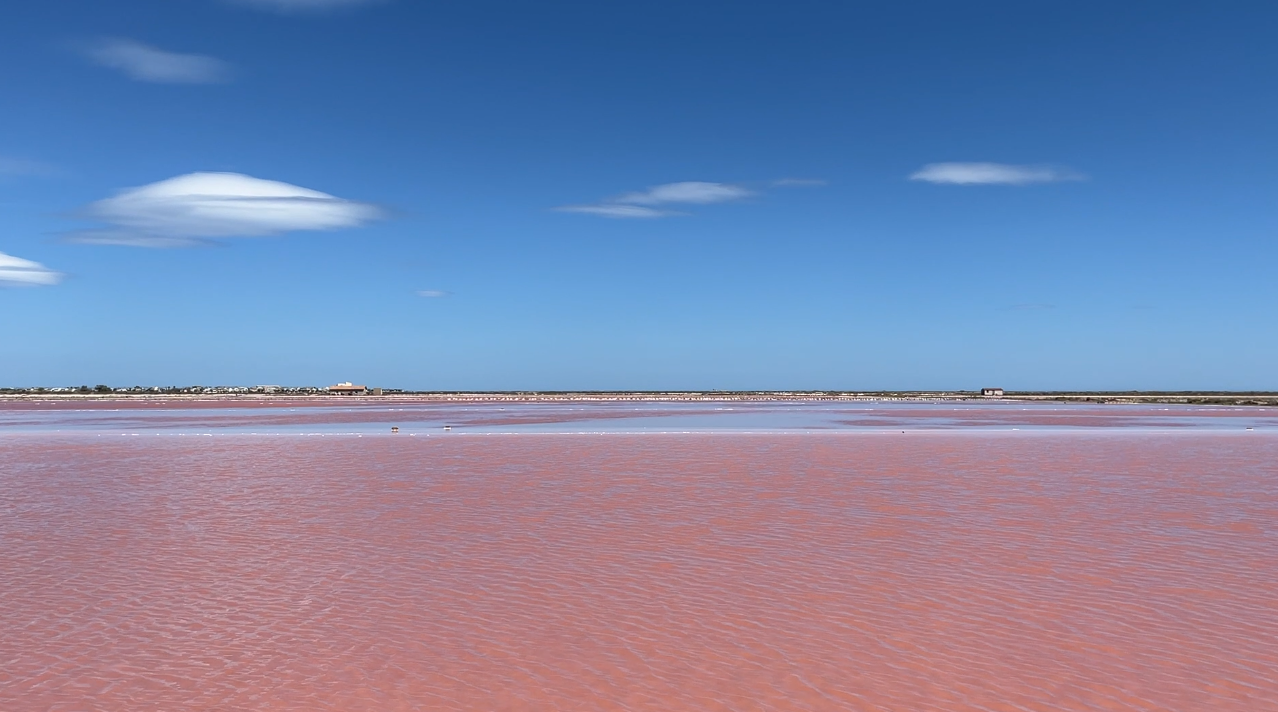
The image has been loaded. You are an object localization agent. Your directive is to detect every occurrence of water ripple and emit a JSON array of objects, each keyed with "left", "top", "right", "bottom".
[{"left": 2, "top": 433, "right": 1276, "bottom": 710}]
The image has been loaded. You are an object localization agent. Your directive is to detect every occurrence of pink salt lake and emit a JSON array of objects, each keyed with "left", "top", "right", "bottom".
[{"left": 2, "top": 400, "right": 1276, "bottom": 711}]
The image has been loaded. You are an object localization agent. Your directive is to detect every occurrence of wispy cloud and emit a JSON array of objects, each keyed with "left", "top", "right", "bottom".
[
  {"left": 417, "top": 290, "right": 450, "bottom": 298},
  {"left": 772, "top": 178, "right": 827, "bottom": 187},
  {"left": 556, "top": 180, "right": 759, "bottom": 219},
  {"left": 554, "top": 204, "right": 678, "bottom": 219},
  {"left": 0, "top": 252, "right": 63, "bottom": 287},
  {"left": 63, "top": 231, "right": 212, "bottom": 248},
  {"left": 83, "top": 39, "right": 231, "bottom": 84},
  {"left": 228, "top": 0, "right": 386, "bottom": 11},
  {"left": 66, "top": 172, "right": 382, "bottom": 248},
  {"left": 910, "top": 163, "right": 1085, "bottom": 185},
  {"left": 614, "top": 181, "right": 753, "bottom": 205},
  {"left": 558, "top": 178, "right": 827, "bottom": 219},
  {"left": 0, "top": 157, "right": 58, "bottom": 178}
]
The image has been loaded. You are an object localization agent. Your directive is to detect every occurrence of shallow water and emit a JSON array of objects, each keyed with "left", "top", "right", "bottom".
[
  {"left": 2, "top": 405, "right": 1276, "bottom": 710},
  {"left": 2, "top": 398, "right": 1276, "bottom": 434}
]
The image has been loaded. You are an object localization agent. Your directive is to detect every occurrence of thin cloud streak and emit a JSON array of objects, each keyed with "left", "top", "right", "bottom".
[
  {"left": 557, "top": 180, "right": 762, "bottom": 219},
  {"left": 63, "top": 231, "right": 212, "bottom": 249},
  {"left": 615, "top": 181, "right": 753, "bottom": 206},
  {"left": 84, "top": 39, "right": 231, "bottom": 84},
  {"left": 69, "top": 172, "right": 382, "bottom": 247},
  {"left": 772, "top": 178, "right": 827, "bottom": 187},
  {"left": 417, "top": 290, "right": 450, "bottom": 298},
  {"left": 910, "top": 162, "right": 1085, "bottom": 185},
  {"left": 558, "top": 177, "right": 824, "bottom": 219},
  {"left": 0, "top": 252, "right": 63, "bottom": 287},
  {"left": 554, "top": 204, "right": 677, "bottom": 219}
]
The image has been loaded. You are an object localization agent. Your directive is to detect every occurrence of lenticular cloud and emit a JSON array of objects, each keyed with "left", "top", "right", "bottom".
[
  {"left": 615, "top": 181, "right": 754, "bottom": 206},
  {"left": 555, "top": 180, "right": 755, "bottom": 219},
  {"left": 909, "top": 162, "right": 1084, "bottom": 185},
  {"left": 0, "top": 252, "right": 63, "bottom": 287},
  {"left": 70, "top": 172, "right": 382, "bottom": 247}
]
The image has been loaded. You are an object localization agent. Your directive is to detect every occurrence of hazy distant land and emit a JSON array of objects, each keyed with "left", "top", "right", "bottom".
[{"left": 1, "top": 387, "right": 1275, "bottom": 406}]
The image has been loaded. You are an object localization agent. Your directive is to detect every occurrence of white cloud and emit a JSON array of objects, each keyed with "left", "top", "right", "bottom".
[
  {"left": 85, "top": 39, "right": 230, "bottom": 84},
  {"left": 909, "top": 163, "right": 1084, "bottom": 185},
  {"left": 70, "top": 172, "right": 382, "bottom": 247},
  {"left": 554, "top": 204, "right": 676, "bottom": 219},
  {"left": 615, "top": 181, "right": 754, "bottom": 205},
  {"left": 556, "top": 180, "right": 756, "bottom": 219},
  {"left": 228, "top": 0, "right": 385, "bottom": 11},
  {"left": 417, "top": 290, "right": 450, "bottom": 298},
  {"left": 0, "top": 252, "right": 63, "bottom": 287}
]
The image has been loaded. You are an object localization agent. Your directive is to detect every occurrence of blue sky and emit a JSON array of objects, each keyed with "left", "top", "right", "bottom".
[{"left": 2, "top": 0, "right": 1276, "bottom": 390}]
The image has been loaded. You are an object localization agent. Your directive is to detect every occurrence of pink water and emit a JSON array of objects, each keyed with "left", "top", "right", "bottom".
[{"left": 3, "top": 429, "right": 1277, "bottom": 710}]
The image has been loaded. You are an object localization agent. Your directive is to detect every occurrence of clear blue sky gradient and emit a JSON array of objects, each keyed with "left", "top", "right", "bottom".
[{"left": 2, "top": 1, "right": 1276, "bottom": 390}]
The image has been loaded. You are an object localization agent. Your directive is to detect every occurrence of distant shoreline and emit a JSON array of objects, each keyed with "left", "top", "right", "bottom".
[{"left": 2, "top": 391, "right": 1276, "bottom": 406}]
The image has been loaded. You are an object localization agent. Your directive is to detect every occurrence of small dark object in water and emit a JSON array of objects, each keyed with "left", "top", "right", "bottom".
[
  {"left": 391, "top": 427, "right": 399, "bottom": 433},
  {"left": 444, "top": 425, "right": 452, "bottom": 431}
]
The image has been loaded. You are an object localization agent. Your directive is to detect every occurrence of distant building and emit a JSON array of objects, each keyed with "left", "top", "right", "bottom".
[
  {"left": 328, "top": 382, "right": 368, "bottom": 395},
  {"left": 981, "top": 387, "right": 1005, "bottom": 397}
]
